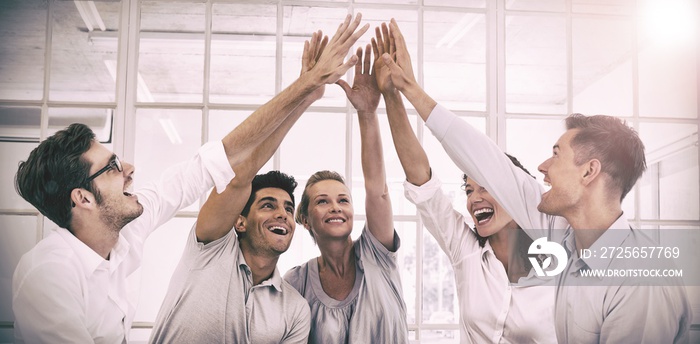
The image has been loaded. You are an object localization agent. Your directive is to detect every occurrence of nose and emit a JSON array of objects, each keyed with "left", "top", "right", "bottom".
[
  {"left": 538, "top": 158, "right": 549, "bottom": 176},
  {"left": 330, "top": 200, "right": 342, "bottom": 213},
  {"left": 122, "top": 161, "right": 135, "bottom": 176}
]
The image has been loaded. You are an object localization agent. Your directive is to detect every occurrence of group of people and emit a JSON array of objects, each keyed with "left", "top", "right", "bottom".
[{"left": 11, "top": 13, "right": 691, "bottom": 344}]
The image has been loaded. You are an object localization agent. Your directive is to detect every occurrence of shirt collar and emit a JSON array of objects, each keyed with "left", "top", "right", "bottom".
[
  {"left": 563, "top": 214, "right": 632, "bottom": 274},
  {"left": 582, "top": 215, "right": 631, "bottom": 271},
  {"left": 237, "top": 248, "right": 283, "bottom": 292},
  {"left": 56, "top": 227, "right": 106, "bottom": 275}
]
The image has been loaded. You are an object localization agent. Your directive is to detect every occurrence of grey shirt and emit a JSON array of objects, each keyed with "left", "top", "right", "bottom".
[
  {"left": 150, "top": 225, "right": 310, "bottom": 344},
  {"left": 284, "top": 226, "right": 408, "bottom": 344}
]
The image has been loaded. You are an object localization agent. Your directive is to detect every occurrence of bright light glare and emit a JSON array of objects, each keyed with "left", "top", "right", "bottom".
[{"left": 641, "top": 0, "right": 698, "bottom": 46}]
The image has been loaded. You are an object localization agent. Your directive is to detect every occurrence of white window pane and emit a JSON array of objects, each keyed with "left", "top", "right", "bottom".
[
  {"left": 424, "top": 11, "right": 486, "bottom": 111},
  {"left": 134, "top": 109, "right": 202, "bottom": 212},
  {"left": 48, "top": 107, "right": 114, "bottom": 143},
  {"left": 210, "top": 4, "right": 277, "bottom": 104},
  {"left": 506, "top": 118, "right": 563, "bottom": 184},
  {"left": 422, "top": 230, "right": 458, "bottom": 324},
  {"left": 0, "top": 215, "right": 38, "bottom": 322},
  {"left": 0, "top": 0, "right": 46, "bottom": 101},
  {"left": 133, "top": 217, "right": 195, "bottom": 322},
  {"left": 0, "top": 141, "right": 36, "bottom": 210},
  {"left": 639, "top": 123, "right": 698, "bottom": 221},
  {"left": 139, "top": 2, "right": 205, "bottom": 103},
  {"left": 425, "top": 0, "right": 484, "bottom": 8},
  {"left": 279, "top": 111, "right": 346, "bottom": 179},
  {"left": 572, "top": 17, "right": 633, "bottom": 116},
  {"left": 572, "top": 0, "right": 634, "bottom": 15},
  {"left": 506, "top": 15, "right": 567, "bottom": 114},
  {"left": 420, "top": 329, "right": 459, "bottom": 343},
  {"left": 282, "top": 6, "right": 349, "bottom": 108},
  {"left": 49, "top": 1, "right": 119, "bottom": 102},
  {"left": 507, "top": 0, "right": 565, "bottom": 12}
]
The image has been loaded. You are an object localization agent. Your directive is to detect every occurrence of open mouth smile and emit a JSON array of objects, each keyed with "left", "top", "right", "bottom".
[{"left": 473, "top": 208, "right": 494, "bottom": 224}]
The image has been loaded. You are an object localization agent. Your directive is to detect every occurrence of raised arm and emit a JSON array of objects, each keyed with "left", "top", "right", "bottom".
[
  {"left": 337, "top": 45, "right": 395, "bottom": 250},
  {"left": 222, "top": 13, "right": 369, "bottom": 177},
  {"left": 372, "top": 23, "right": 430, "bottom": 186},
  {"left": 196, "top": 29, "right": 345, "bottom": 243}
]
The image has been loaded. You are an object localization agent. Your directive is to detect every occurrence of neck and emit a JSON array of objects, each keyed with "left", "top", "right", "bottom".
[
  {"left": 488, "top": 221, "right": 519, "bottom": 273},
  {"left": 316, "top": 236, "right": 354, "bottom": 276},
  {"left": 71, "top": 216, "right": 120, "bottom": 260},
  {"left": 240, "top": 244, "right": 279, "bottom": 285},
  {"left": 566, "top": 196, "right": 623, "bottom": 251}
]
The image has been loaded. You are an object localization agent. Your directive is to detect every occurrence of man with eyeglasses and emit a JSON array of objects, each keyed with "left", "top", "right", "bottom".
[{"left": 12, "top": 13, "right": 368, "bottom": 344}]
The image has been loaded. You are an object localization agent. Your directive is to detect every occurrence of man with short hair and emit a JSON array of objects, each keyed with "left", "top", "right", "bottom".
[
  {"left": 12, "top": 12, "right": 368, "bottom": 343},
  {"left": 379, "top": 18, "right": 691, "bottom": 344},
  {"left": 149, "top": 171, "right": 309, "bottom": 343}
]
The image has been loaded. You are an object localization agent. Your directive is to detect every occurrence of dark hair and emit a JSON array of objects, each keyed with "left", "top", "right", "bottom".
[
  {"left": 241, "top": 170, "right": 298, "bottom": 217},
  {"left": 295, "top": 170, "right": 346, "bottom": 225},
  {"left": 565, "top": 113, "right": 646, "bottom": 201},
  {"left": 15, "top": 123, "right": 98, "bottom": 230},
  {"left": 462, "top": 153, "right": 534, "bottom": 248}
]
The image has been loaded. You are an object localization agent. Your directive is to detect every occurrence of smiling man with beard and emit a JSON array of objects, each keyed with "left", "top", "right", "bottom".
[{"left": 12, "top": 12, "right": 369, "bottom": 343}]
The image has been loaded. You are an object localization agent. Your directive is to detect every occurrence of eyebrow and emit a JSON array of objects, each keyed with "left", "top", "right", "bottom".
[
  {"left": 258, "top": 196, "right": 293, "bottom": 208},
  {"left": 553, "top": 144, "right": 560, "bottom": 150}
]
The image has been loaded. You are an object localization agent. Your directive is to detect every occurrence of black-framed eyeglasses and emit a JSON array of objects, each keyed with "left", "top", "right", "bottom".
[{"left": 86, "top": 155, "right": 122, "bottom": 184}]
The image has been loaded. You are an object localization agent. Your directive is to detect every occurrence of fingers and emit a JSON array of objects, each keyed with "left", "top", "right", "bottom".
[
  {"left": 363, "top": 44, "right": 372, "bottom": 75},
  {"left": 338, "top": 13, "right": 364, "bottom": 44},
  {"left": 317, "top": 35, "right": 329, "bottom": 62},
  {"left": 355, "top": 46, "right": 363, "bottom": 76},
  {"left": 371, "top": 37, "right": 380, "bottom": 60},
  {"left": 301, "top": 40, "right": 310, "bottom": 73},
  {"left": 330, "top": 14, "right": 353, "bottom": 44},
  {"left": 381, "top": 22, "right": 390, "bottom": 55},
  {"left": 339, "top": 54, "right": 360, "bottom": 76},
  {"left": 389, "top": 18, "right": 407, "bottom": 54}
]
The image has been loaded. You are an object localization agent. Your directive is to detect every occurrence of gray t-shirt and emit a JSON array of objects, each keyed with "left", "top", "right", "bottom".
[
  {"left": 150, "top": 224, "right": 310, "bottom": 344},
  {"left": 283, "top": 226, "right": 408, "bottom": 344}
]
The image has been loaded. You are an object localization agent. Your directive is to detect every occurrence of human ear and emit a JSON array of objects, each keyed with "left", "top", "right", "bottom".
[
  {"left": 234, "top": 215, "right": 247, "bottom": 234},
  {"left": 581, "top": 159, "right": 601, "bottom": 186},
  {"left": 70, "top": 188, "right": 94, "bottom": 209}
]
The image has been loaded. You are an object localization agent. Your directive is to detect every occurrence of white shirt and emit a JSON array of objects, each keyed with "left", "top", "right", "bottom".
[
  {"left": 424, "top": 103, "right": 692, "bottom": 344},
  {"left": 404, "top": 176, "right": 557, "bottom": 344},
  {"left": 12, "top": 141, "right": 235, "bottom": 344}
]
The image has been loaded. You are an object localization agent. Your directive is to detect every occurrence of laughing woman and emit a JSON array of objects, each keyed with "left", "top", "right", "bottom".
[
  {"left": 373, "top": 21, "right": 556, "bottom": 343},
  {"left": 283, "top": 46, "right": 408, "bottom": 343}
]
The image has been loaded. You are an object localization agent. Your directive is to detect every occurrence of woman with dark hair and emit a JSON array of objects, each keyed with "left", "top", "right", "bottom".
[{"left": 372, "top": 21, "right": 556, "bottom": 343}]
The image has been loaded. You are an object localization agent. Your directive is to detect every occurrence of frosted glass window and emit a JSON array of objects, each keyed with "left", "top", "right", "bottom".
[
  {"left": 139, "top": 2, "right": 205, "bottom": 103},
  {"left": 572, "top": 0, "right": 634, "bottom": 15},
  {"left": 0, "top": 215, "right": 38, "bottom": 322},
  {"left": 133, "top": 217, "right": 196, "bottom": 322},
  {"left": 424, "top": 0, "right": 484, "bottom": 8},
  {"left": 506, "top": 118, "right": 564, "bottom": 181},
  {"left": 210, "top": 3, "right": 277, "bottom": 104},
  {"left": 279, "top": 111, "right": 346, "bottom": 179},
  {"left": 507, "top": 0, "right": 565, "bottom": 12},
  {"left": 0, "top": 0, "right": 46, "bottom": 101},
  {"left": 50, "top": 1, "right": 119, "bottom": 102},
  {"left": 282, "top": 6, "right": 349, "bottom": 108},
  {"left": 48, "top": 107, "right": 113, "bottom": 143},
  {"left": 639, "top": 123, "right": 698, "bottom": 220},
  {"left": 134, "top": 109, "right": 202, "bottom": 212},
  {"left": 422, "top": 230, "right": 458, "bottom": 324},
  {"left": 506, "top": 15, "right": 567, "bottom": 114},
  {"left": 572, "top": 17, "right": 633, "bottom": 116},
  {"left": 424, "top": 11, "right": 487, "bottom": 111}
]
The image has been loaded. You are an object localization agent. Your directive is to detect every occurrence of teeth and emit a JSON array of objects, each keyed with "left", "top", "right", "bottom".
[
  {"left": 473, "top": 208, "right": 493, "bottom": 216},
  {"left": 268, "top": 226, "right": 288, "bottom": 235},
  {"left": 544, "top": 181, "right": 551, "bottom": 187},
  {"left": 327, "top": 218, "right": 344, "bottom": 223}
]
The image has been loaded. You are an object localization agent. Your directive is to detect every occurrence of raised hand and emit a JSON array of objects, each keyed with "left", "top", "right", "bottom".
[
  {"left": 380, "top": 18, "right": 417, "bottom": 92},
  {"left": 336, "top": 45, "right": 380, "bottom": 115},
  {"left": 301, "top": 30, "right": 329, "bottom": 102},
  {"left": 371, "top": 22, "right": 396, "bottom": 95},
  {"left": 307, "top": 13, "right": 370, "bottom": 86}
]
